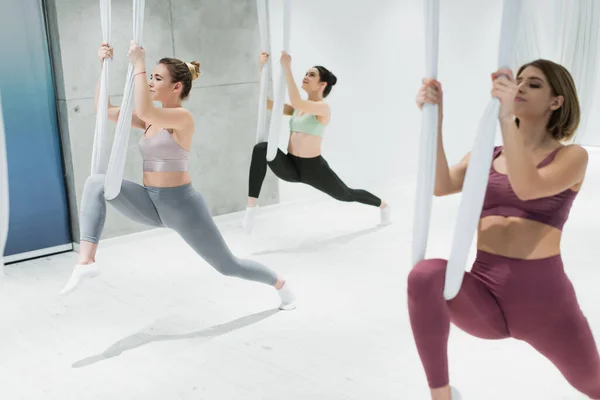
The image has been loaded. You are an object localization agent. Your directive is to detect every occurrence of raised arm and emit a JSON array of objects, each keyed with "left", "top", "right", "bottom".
[
  {"left": 128, "top": 41, "right": 194, "bottom": 135},
  {"left": 280, "top": 52, "right": 330, "bottom": 117},
  {"left": 259, "top": 52, "right": 294, "bottom": 116},
  {"left": 94, "top": 42, "right": 146, "bottom": 130},
  {"left": 493, "top": 69, "right": 587, "bottom": 201},
  {"left": 416, "top": 78, "right": 468, "bottom": 196}
]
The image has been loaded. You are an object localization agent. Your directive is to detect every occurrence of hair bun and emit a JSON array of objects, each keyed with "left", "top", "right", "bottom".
[
  {"left": 187, "top": 61, "right": 201, "bottom": 81},
  {"left": 330, "top": 74, "right": 337, "bottom": 86}
]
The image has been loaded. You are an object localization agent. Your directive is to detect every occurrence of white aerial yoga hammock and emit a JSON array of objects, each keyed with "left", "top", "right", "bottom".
[
  {"left": 411, "top": 0, "right": 439, "bottom": 268},
  {"left": 257, "top": 0, "right": 292, "bottom": 162},
  {"left": 413, "top": 0, "right": 522, "bottom": 300},
  {"left": 103, "top": 0, "right": 146, "bottom": 200},
  {"left": 91, "top": 0, "right": 112, "bottom": 175},
  {"left": 0, "top": 91, "right": 8, "bottom": 274},
  {"left": 255, "top": 0, "right": 274, "bottom": 144}
]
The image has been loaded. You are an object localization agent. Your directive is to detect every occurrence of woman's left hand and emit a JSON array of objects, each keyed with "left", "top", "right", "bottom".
[
  {"left": 128, "top": 40, "right": 146, "bottom": 69},
  {"left": 280, "top": 51, "right": 292, "bottom": 69},
  {"left": 491, "top": 68, "right": 520, "bottom": 121}
]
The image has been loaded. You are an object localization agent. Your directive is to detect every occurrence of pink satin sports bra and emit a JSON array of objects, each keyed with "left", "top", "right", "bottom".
[{"left": 138, "top": 125, "right": 189, "bottom": 172}]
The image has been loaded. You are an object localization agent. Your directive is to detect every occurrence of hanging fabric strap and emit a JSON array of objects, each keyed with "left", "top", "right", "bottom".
[
  {"left": 104, "top": 0, "right": 145, "bottom": 200},
  {"left": 265, "top": 0, "right": 291, "bottom": 162},
  {"left": 412, "top": 0, "right": 440, "bottom": 266},
  {"left": 444, "top": 0, "right": 522, "bottom": 300},
  {"left": 91, "top": 0, "right": 112, "bottom": 175},
  {"left": 256, "top": 0, "right": 274, "bottom": 144},
  {"left": 0, "top": 91, "right": 9, "bottom": 273}
]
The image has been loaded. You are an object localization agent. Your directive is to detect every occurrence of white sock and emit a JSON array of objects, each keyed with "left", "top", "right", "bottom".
[
  {"left": 242, "top": 206, "right": 258, "bottom": 234},
  {"left": 451, "top": 386, "right": 462, "bottom": 400},
  {"left": 277, "top": 282, "right": 296, "bottom": 310},
  {"left": 60, "top": 263, "right": 100, "bottom": 295},
  {"left": 379, "top": 204, "right": 391, "bottom": 226}
]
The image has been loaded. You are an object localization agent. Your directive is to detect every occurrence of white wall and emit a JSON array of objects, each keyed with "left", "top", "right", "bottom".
[
  {"left": 579, "top": 75, "right": 600, "bottom": 146},
  {"left": 266, "top": 0, "right": 505, "bottom": 204}
]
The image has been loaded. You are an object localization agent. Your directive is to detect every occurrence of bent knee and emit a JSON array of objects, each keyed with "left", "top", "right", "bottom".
[
  {"left": 252, "top": 142, "right": 268, "bottom": 155},
  {"left": 407, "top": 259, "right": 447, "bottom": 297},
  {"left": 82, "top": 174, "right": 106, "bottom": 196}
]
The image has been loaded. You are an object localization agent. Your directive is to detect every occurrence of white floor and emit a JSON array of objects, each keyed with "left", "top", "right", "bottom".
[{"left": 1, "top": 178, "right": 599, "bottom": 400}]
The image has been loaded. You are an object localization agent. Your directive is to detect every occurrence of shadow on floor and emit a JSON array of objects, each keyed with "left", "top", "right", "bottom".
[
  {"left": 72, "top": 308, "right": 279, "bottom": 368},
  {"left": 250, "top": 226, "right": 387, "bottom": 256}
]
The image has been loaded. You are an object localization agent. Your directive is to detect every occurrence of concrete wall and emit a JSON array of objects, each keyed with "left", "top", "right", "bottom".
[{"left": 44, "top": 0, "right": 279, "bottom": 242}]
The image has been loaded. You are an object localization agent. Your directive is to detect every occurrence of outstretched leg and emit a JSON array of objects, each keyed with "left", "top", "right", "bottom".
[
  {"left": 295, "top": 155, "right": 391, "bottom": 225},
  {"left": 299, "top": 156, "right": 383, "bottom": 207},
  {"left": 503, "top": 264, "right": 600, "bottom": 399},
  {"left": 156, "top": 184, "right": 296, "bottom": 310}
]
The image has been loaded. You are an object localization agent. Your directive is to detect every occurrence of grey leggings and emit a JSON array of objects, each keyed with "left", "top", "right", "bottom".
[{"left": 80, "top": 175, "right": 278, "bottom": 286}]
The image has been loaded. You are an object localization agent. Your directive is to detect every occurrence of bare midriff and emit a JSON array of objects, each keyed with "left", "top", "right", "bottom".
[
  {"left": 477, "top": 216, "right": 562, "bottom": 259},
  {"left": 143, "top": 171, "right": 191, "bottom": 188},
  {"left": 287, "top": 132, "right": 323, "bottom": 158}
]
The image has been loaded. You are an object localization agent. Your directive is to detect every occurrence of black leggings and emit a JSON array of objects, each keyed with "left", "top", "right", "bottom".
[{"left": 248, "top": 142, "right": 382, "bottom": 207}]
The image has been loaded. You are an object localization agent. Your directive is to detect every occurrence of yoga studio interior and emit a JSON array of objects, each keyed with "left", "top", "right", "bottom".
[{"left": 1, "top": 0, "right": 599, "bottom": 399}]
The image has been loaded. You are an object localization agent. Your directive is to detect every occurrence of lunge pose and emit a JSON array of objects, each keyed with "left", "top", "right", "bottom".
[
  {"left": 61, "top": 42, "right": 296, "bottom": 310},
  {"left": 408, "top": 60, "right": 599, "bottom": 399},
  {"left": 244, "top": 51, "right": 391, "bottom": 232}
]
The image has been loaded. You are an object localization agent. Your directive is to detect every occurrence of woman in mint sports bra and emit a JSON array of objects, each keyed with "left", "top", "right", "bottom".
[
  {"left": 60, "top": 42, "right": 296, "bottom": 311},
  {"left": 244, "top": 51, "right": 390, "bottom": 232}
]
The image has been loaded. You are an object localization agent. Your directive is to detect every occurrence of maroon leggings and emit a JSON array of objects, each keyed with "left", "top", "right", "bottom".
[{"left": 407, "top": 250, "right": 600, "bottom": 398}]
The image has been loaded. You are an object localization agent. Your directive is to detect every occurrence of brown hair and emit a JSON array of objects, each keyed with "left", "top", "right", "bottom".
[
  {"left": 158, "top": 58, "right": 201, "bottom": 100},
  {"left": 516, "top": 59, "right": 580, "bottom": 141}
]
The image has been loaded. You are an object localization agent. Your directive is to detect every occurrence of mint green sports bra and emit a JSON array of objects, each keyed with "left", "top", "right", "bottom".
[{"left": 289, "top": 109, "right": 326, "bottom": 137}]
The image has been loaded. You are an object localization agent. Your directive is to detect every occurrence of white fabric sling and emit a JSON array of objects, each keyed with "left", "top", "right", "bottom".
[
  {"left": 0, "top": 91, "right": 9, "bottom": 274},
  {"left": 265, "top": 0, "right": 291, "bottom": 162},
  {"left": 411, "top": 0, "right": 439, "bottom": 267},
  {"left": 443, "top": 0, "right": 522, "bottom": 300},
  {"left": 104, "top": 0, "right": 145, "bottom": 200},
  {"left": 412, "top": 0, "right": 522, "bottom": 300},
  {"left": 91, "top": 0, "right": 112, "bottom": 175},
  {"left": 256, "top": 0, "right": 274, "bottom": 144}
]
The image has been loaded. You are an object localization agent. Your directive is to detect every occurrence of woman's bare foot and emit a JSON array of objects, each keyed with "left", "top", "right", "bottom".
[
  {"left": 78, "top": 240, "right": 98, "bottom": 264},
  {"left": 431, "top": 385, "right": 461, "bottom": 400},
  {"left": 431, "top": 386, "right": 452, "bottom": 400}
]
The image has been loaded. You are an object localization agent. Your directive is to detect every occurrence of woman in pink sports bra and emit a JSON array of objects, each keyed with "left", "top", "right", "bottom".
[
  {"left": 60, "top": 42, "right": 296, "bottom": 311},
  {"left": 408, "top": 59, "right": 600, "bottom": 400}
]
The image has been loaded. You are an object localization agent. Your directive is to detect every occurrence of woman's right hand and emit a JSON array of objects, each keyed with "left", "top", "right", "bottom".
[
  {"left": 416, "top": 78, "right": 443, "bottom": 111},
  {"left": 259, "top": 51, "right": 270, "bottom": 69},
  {"left": 98, "top": 42, "right": 114, "bottom": 63}
]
